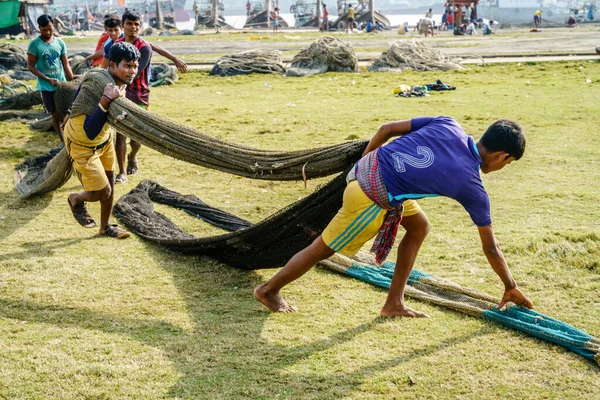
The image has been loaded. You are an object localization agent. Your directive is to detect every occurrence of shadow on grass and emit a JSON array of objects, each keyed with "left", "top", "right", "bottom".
[
  {"left": 0, "top": 236, "right": 97, "bottom": 262},
  {"left": 0, "top": 189, "right": 52, "bottom": 241},
  {"left": 0, "top": 221, "right": 504, "bottom": 399}
]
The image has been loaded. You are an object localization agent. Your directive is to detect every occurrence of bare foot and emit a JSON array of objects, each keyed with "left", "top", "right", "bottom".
[
  {"left": 254, "top": 284, "right": 297, "bottom": 313},
  {"left": 380, "top": 304, "right": 430, "bottom": 318}
]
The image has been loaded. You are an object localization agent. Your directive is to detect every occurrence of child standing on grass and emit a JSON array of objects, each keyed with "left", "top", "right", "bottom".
[
  {"left": 255, "top": 117, "right": 534, "bottom": 317},
  {"left": 101, "top": 11, "right": 187, "bottom": 184},
  {"left": 27, "top": 14, "right": 74, "bottom": 142}
]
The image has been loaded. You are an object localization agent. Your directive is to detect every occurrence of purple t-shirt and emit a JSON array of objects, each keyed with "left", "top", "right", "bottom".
[{"left": 377, "top": 116, "right": 491, "bottom": 226}]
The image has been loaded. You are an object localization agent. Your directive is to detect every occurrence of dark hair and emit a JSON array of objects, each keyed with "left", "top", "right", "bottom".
[
  {"left": 108, "top": 41, "right": 140, "bottom": 65},
  {"left": 480, "top": 119, "right": 526, "bottom": 160},
  {"left": 122, "top": 9, "right": 142, "bottom": 24},
  {"left": 105, "top": 15, "right": 121, "bottom": 28},
  {"left": 37, "top": 14, "right": 53, "bottom": 27}
]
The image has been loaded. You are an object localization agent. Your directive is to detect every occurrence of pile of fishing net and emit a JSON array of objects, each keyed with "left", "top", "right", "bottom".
[
  {"left": 11, "top": 69, "right": 600, "bottom": 367},
  {"left": 285, "top": 36, "right": 359, "bottom": 77},
  {"left": 209, "top": 50, "right": 286, "bottom": 76},
  {"left": 150, "top": 63, "right": 179, "bottom": 86},
  {"left": 68, "top": 52, "right": 93, "bottom": 76},
  {"left": 368, "top": 39, "right": 465, "bottom": 72},
  {"left": 0, "top": 43, "right": 36, "bottom": 81}
]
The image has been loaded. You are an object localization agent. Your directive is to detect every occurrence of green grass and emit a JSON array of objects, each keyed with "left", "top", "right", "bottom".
[{"left": 1, "top": 59, "right": 599, "bottom": 399}]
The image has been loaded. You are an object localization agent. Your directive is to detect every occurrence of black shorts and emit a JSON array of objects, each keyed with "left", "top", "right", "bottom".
[
  {"left": 348, "top": 17, "right": 354, "bottom": 23},
  {"left": 41, "top": 91, "right": 56, "bottom": 114}
]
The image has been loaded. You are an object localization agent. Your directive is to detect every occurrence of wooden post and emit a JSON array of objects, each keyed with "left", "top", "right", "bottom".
[
  {"left": 266, "top": 0, "right": 272, "bottom": 28},
  {"left": 317, "top": 0, "right": 322, "bottom": 30},
  {"left": 369, "top": 0, "right": 375, "bottom": 26},
  {"left": 170, "top": 0, "right": 177, "bottom": 29},
  {"left": 212, "top": 0, "right": 218, "bottom": 30},
  {"left": 24, "top": 2, "right": 30, "bottom": 37},
  {"left": 155, "top": 0, "right": 164, "bottom": 30}
]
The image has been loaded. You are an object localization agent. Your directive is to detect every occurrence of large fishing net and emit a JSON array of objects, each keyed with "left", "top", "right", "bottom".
[
  {"left": 209, "top": 50, "right": 286, "bottom": 76},
  {"left": 368, "top": 39, "right": 465, "bottom": 72},
  {"left": 285, "top": 36, "right": 359, "bottom": 77},
  {"left": 14, "top": 69, "right": 367, "bottom": 198},
  {"left": 11, "top": 68, "right": 599, "bottom": 367}
]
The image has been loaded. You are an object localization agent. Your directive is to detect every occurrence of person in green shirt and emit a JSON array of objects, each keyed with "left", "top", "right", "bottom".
[{"left": 27, "top": 14, "right": 74, "bottom": 142}]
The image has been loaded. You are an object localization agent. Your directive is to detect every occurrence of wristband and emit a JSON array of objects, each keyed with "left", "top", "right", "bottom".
[
  {"left": 103, "top": 94, "right": 115, "bottom": 101},
  {"left": 98, "top": 103, "right": 108, "bottom": 113}
]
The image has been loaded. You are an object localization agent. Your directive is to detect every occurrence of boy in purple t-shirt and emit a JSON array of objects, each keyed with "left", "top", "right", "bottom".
[{"left": 255, "top": 117, "right": 534, "bottom": 318}]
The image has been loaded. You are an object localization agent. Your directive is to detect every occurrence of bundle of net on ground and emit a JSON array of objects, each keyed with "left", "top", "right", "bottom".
[
  {"left": 285, "top": 36, "right": 359, "bottom": 77},
  {"left": 150, "top": 63, "right": 180, "bottom": 86},
  {"left": 0, "top": 43, "right": 35, "bottom": 81},
  {"left": 368, "top": 39, "right": 465, "bottom": 72},
  {"left": 14, "top": 70, "right": 367, "bottom": 198},
  {"left": 209, "top": 50, "right": 286, "bottom": 76},
  {"left": 113, "top": 177, "right": 599, "bottom": 367}
]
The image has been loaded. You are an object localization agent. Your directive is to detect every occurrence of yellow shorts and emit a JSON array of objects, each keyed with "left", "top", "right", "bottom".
[
  {"left": 322, "top": 180, "right": 421, "bottom": 256},
  {"left": 66, "top": 136, "right": 115, "bottom": 191}
]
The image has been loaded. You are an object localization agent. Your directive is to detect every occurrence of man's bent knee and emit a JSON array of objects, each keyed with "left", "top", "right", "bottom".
[
  {"left": 96, "top": 184, "right": 112, "bottom": 201},
  {"left": 402, "top": 212, "right": 430, "bottom": 240}
]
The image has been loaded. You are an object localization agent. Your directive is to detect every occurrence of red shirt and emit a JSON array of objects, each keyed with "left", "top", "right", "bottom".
[
  {"left": 92, "top": 32, "right": 110, "bottom": 66},
  {"left": 116, "top": 36, "right": 152, "bottom": 106}
]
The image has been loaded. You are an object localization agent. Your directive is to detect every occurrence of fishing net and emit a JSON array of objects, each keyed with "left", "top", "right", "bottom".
[
  {"left": 14, "top": 69, "right": 367, "bottom": 198},
  {"left": 0, "top": 43, "right": 28, "bottom": 70},
  {"left": 0, "top": 110, "right": 47, "bottom": 123},
  {"left": 209, "top": 50, "right": 286, "bottom": 76},
  {"left": 150, "top": 63, "right": 179, "bottom": 86},
  {"left": 0, "top": 91, "right": 42, "bottom": 111},
  {"left": 368, "top": 39, "right": 465, "bottom": 72},
  {"left": 68, "top": 52, "right": 93, "bottom": 76},
  {"left": 113, "top": 175, "right": 347, "bottom": 270},
  {"left": 285, "top": 36, "right": 359, "bottom": 77}
]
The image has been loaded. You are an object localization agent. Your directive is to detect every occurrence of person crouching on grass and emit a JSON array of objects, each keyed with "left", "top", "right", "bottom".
[
  {"left": 64, "top": 42, "right": 141, "bottom": 239},
  {"left": 255, "top": 117, "right": 534, "bottom": 316}
]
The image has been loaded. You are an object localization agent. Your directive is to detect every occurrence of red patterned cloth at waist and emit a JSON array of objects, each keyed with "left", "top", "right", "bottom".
[{"left": 355, "top": 149, "right": 404, "bottom": 264}]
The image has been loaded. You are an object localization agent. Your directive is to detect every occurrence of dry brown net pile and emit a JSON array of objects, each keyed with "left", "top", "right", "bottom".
[
  {"left": 368, "top": 39, "right": 465, "bottom": 72},
  {"left": 285, "top": 36, "right": 359, "bottom": 77},
  {"left": 210, "top": 50, "right": 286, "bottom": 76}
]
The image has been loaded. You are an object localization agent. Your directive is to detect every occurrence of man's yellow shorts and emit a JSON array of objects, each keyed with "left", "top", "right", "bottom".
[
  {"left": 322, "top": 180, "right": 421, "bottom": 256},
  {"left": 66, "top": 137, "right": 115, "bottom": 192}
]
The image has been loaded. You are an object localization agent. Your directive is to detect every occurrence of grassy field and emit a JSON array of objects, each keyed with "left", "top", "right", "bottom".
[{"left": 1, "top": 58, "right": 599, "bottom": 399}]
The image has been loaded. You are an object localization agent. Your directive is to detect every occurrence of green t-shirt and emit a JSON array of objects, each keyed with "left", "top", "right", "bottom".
[{"left": 27, "top": 36, "right": 67, "bottom": 92}]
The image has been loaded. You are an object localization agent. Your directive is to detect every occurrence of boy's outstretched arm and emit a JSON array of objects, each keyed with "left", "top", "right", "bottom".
[
  {"left": 478, "top": 225, "right": 534, "bottom": 309},
  {"left": 362, "top": 119, "right": 413, "bottom": 156}
]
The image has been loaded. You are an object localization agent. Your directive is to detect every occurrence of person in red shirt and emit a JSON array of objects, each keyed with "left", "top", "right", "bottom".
[
  {"left": 114, "top": 10, "right": 150, "bottom": 181},
  {"left": 84, "top": 14, "right": 116, "bottom": 67}
]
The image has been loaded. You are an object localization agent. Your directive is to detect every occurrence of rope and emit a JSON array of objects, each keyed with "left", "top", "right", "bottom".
[
  {"left": 210, "top": 50, "right": 285, "bottom": 76},
  {"left": 368, "top": 39, "right": 465, "bottom": 72},
  {"left": 286, "top": 36, "right": 359, "bottom": 76}
]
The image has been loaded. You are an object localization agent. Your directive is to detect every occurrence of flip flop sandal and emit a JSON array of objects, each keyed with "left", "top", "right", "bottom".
[
  {"left": 68, "top": 198, "right": 96, "bottom": 228},
  {"left": 103, "top": 224, "right": 131, "bottom": 239},
  {"left": 126, "top": 159, "right": 138, "bottom": 175},
  {"left": 115, "top": 174, "right": 128, "bottom": 184}
]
